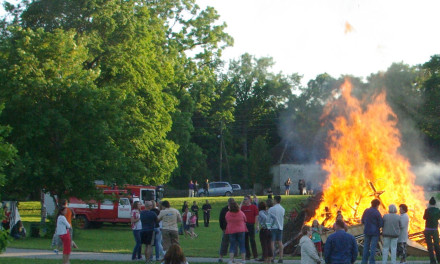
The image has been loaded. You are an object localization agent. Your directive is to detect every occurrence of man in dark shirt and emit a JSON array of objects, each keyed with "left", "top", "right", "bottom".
[
  {"left": 191, "top": 201, "right": 199, "bottom": 227},
  {"left": 324, "top": 219, "right": 358, "bottom": 264},
  {"left": 424, "top": 196, "right": 440, "bottom": 264},
  {"left": 140, "top": 201, "right": 158, "bottom": 261},
  {"left": 202, "top": 200, "right": 212, "bottom": 227},
  {"left": 361, "top": 199, "right": 383, "bottom": 264},
  {"left": 218, "top": 198, "right": 234, "bottom": 263}
]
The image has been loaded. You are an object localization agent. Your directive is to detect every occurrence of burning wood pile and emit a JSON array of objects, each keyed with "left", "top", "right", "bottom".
[{"left": 286, "top": 79, "right": 430, "bottom": 257}]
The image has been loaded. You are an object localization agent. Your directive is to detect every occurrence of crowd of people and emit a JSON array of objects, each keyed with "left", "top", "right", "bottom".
[
  {"left": 301, "top": 198, "right": 413, "bottom": 264},
  {"left": 49, "top": 193, "right": 440, "bottom": 264}
]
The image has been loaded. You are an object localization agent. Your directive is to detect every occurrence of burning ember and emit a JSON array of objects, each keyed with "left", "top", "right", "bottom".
[
  {"left": 344, "top": 21, "right": 354, "bottom": 34},
  {"left": 309, "top": 79, "right": 426, "bottom": 233}
]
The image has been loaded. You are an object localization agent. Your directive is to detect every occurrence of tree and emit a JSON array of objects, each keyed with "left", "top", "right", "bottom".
[
  {"left": 420, "top": 55, "right": 440, "bottom": 158},
  {"left": 0, "top": 1, "right": 179, "bottom": 199},
  {"left": 224, "top": 53, "right": 298, "bottom": 185},
  {"left": 248, "top": 136, "right": 272, "bottom": 187},
  {"left": 0, "top": 105, "right": 16, "bottom": 198}
]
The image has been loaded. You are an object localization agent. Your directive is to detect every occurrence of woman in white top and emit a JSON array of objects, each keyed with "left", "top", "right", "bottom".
[
  {"left": 131, "top": 201, "right": 143, "bottom": 260},
  {"left": 299, "top": 226, "right": 320, "bottom": 264},
  {"left": 55, "top": 207, "right": 71, "bottom": 264}
]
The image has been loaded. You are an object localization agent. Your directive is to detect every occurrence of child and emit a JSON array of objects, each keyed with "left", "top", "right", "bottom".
[
  {"left": 188, "top": 213, "right": 198, "bottom": 238},
  {"left": 311, "top": 220, "right": 323, "bottom": 260}
]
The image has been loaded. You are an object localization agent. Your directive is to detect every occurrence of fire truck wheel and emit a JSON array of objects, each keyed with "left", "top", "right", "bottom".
[{"left": 77, "top": 215, "right": 90, "bottom": 229}]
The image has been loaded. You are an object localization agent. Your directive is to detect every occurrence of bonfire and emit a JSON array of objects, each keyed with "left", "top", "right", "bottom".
[{"left": 308, "top": 79, "right": 426, "bottom": 234}]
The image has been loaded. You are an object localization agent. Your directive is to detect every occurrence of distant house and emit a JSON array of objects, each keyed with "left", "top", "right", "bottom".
[{"left": 270, "top": 142, "right": 326, "bottom": 194}]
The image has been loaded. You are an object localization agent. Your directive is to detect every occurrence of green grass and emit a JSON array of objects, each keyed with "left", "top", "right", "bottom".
[{"left": 9, "top": 196, "right": 308, "bottom": 257}]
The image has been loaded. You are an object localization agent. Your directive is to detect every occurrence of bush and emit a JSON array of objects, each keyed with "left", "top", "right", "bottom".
[
  {"left": 0, "top": 228, "right": 10, "bottom": 253},
  {"left": 43, "top": 214, "right": 56, "bottom": 239}
]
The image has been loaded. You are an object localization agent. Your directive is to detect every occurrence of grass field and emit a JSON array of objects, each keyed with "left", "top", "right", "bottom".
[{"left": 9, "top": 195, "right": 308, "bottom": 257}]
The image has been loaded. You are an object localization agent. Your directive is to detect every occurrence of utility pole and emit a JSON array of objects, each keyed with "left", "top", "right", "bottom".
[{"left": 219, "top": 120, "right": 223, "bottom": 181}]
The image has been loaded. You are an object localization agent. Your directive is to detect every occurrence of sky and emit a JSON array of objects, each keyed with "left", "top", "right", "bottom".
[
  {"left": 1, "top": 0, "right": 439, "bottom": 84},
  {"left": 198, "top": 0, "right": 440, "bottom": 83}
]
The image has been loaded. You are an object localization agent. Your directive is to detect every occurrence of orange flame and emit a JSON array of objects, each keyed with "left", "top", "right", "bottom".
[
  {"left": 344, "top": 21, "right": 354, "bottom": 34},
  {"left": 309, "top": 79, "right": 426, "bottom": 233}
]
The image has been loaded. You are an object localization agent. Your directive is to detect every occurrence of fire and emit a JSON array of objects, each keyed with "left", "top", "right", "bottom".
[
  {"left": 344, "top": 21, "right": 354, "bottom": 34},
  {"left": 310, "top": 79, "right": 426, "bottom": 233}
]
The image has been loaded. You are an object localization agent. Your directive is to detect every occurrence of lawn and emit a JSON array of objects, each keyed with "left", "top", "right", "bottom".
[{"left": 9, "top": 195, "right": 308, "bottom": 257}]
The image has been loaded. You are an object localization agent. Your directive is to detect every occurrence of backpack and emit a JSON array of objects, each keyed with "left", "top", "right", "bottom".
[{"left": 190, "top": 214, "right": 197, "bottom": 225}]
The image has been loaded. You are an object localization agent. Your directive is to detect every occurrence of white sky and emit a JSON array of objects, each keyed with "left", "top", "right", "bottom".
[
  {"left": 198, "top": 0, "right": 440, "bottom": 83},
  {"left": 2, "top": 0, "right": 439, "bottom": 84}
]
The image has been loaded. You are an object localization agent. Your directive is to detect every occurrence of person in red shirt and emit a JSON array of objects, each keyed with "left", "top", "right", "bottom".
[{"left": 240, "top": 195, "right": 259, "bottom": 260}]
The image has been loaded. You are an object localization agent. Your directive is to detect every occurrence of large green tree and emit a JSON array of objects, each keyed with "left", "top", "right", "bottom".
[{"left": 0, "top": 1, "right": 179, "bottom": 199}]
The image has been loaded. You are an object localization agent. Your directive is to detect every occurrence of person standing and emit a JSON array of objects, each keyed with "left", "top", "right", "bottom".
[
  {"left": 241, "top": 195, "right": 259, "bottom": 260},
  {"left": 202, "top": 200, "right": 212, "bottom": 227},
  {"left": 151, "top": 200, "right": 165, "bottom": 261},
  {"left": 382, "top": 204, "right": 401, "bottom": 264},
  {"left": 204, "top": 179, "right": 210, "bottom": 196},
  {"left": 130, "top": 201, "right": 143, "bottom": 261},
  {"left": 324, "top": 219, "right": 358, "bottom": 264},
  {"left": 284, "top": 178, "right": 291, "bottom": 196},
  {"left": 397, "top": 204, "right": 409, "bottom": 264},
  {"left": 181, "top": 201, "right": 188, "bottom": 213},
  {"left": 61, "top": 199, "right": 78, "bottom": 249},
  {"left": 191, "top": 201, "right": 200, "bottom": 227},
  {"left": 140, "top": 201, "right": 158, "bottom": 262},
  {"left": 55, "top": 207, "right": 71, "bottom": 264},
  {"left": 219, "top": 198, "right": 234, "bottom": 263},
  {"left": 257, "top": 201, "right": 272, "bottom": 263},
  {"left": 311, "top": 220, "right": 323, "bottom": 261},
  {"left": 268, "top": 195, "right": 285, "bottom": 263},
  {"left": 188, "top": 180, "right": 194, "bottom": 197},
  {"left": 424, "top": 197, "right": 440, "bottom": 264},
  {"left": 299, "top": 226, "right": 321, "bottom": 264},
  {"left": 158, "top": 200, "right": 182, "bottom": 251},
  {"left": 194, "top": 181, "right": 199, "bottom": 197},
  {"left": 226, "top": 201, "right": 247, "bottom": 264},
  {"left": 361, "top": 199, "right": 383, "bottom": 264}
]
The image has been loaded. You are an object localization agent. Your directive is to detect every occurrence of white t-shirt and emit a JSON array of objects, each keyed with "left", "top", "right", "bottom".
[
  {"left": 131, "top": 209, "right": 142, "bottom": 230},
  {"left": 56, "top": 215, "right": 71, "bottom": 235},
  {"left": 268, "top": 203, "right": 285, "bottom": 230}
]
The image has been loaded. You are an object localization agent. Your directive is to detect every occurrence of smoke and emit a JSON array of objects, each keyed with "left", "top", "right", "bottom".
[{"left": 412, "top": 162, "right": 440, "bottom": 190}]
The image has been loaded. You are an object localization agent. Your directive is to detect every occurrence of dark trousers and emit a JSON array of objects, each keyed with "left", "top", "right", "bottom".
[
  {"left": 194, "top": 212, "right": 199, "bottom": 227},
  {"left": 204, "top": 212, "right": 210, "bottom": 227},
  {"left": 245, "top": 223, "right": 258, "bottom": 259},
  {"left": 259, "top": 228, "right": 273, "bottom": 259},
  {"left": 425, "top": 230, "right": 440, "bottom": 263}
]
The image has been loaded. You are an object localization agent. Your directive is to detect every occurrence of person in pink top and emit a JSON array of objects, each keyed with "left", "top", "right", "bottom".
[{"left": 226, "top": 201, "right": 248, "bottom": 264}]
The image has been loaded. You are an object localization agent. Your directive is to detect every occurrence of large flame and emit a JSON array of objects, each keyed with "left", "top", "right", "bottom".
[{"left": 310, "top": 79, "right": 426, "bottom": 233}]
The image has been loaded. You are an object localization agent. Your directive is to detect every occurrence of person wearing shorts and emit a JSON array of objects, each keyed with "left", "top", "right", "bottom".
[
  {"left": 268, "top": 195, "right": 285, "bottom": 263},
  {"left": 140, "top": 201, "right": 158, "bottom": 261}
]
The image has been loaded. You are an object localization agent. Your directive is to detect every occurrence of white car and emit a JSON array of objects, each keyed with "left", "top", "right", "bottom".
[{"left": 198, "top": 182, "right": 233, "bottom": 197}]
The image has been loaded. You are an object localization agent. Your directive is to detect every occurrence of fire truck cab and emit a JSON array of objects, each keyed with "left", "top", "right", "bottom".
[{"left": 59, "top": 184, "right": 163, "bottom": 228}]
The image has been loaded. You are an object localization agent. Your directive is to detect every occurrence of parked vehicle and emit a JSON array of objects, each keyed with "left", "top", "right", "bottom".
[
  {"left": 44, "top": 184, "right": 164, "bottom": 229},
  {"left": 198, "top": 182, "right": 233, "bottom": 197},
  {"left": 232, "top": 184, "right": 242, "bottom": 191}
]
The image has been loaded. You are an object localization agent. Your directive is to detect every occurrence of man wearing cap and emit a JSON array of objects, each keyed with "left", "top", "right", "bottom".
[
  {"left": 424, "top": 197, "right": 440, "bottom": 264},
  {"left": 361, "top": 199, "right": 383, "bottom": 264}
]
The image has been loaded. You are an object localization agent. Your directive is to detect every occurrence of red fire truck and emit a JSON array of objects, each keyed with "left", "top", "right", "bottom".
[{"left": 65, "top": 184, "right": 164, "bottom": 228}]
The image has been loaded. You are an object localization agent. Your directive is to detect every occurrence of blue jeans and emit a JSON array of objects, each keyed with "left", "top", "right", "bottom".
[
  {"left": 362, "top": 234, "right": 379, "bottom": 264},
  {"left": 154, "top": 228, "right": 165, "bottom": 260},
  {"left": 229, "top": 232, "right": 246, "bottom": 255},
  {"left": 132, "top": 229, "right": 142, "bottom": 260}
]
